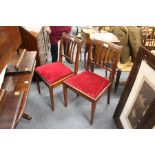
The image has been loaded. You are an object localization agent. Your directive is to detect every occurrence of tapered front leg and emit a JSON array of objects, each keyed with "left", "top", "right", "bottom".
[
  {"left": 63, "top": 84, "right": 68, "bottom": 107},
  {"left": 90, "top": 102, "right": 97, "bottom": 125},
  {"left": 49, "top": 87, "right": 54, "bottom": 111},
  {"left": 107, "top": 85, "right": 112, "bottom": 105}
]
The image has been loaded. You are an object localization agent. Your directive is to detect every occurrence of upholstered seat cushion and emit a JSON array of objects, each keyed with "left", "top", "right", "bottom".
[
  {"left": 35, "top": 62, "right": 73, "bottom": 84},
  {"left": 64, "top": 71, "right": 111, "bottom": 99}
]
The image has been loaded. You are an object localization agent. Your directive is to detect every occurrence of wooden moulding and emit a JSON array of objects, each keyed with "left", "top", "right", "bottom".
[
  {"left": 15, "top": 49, "right": 26, "bottom": 70},
  {"left": 6, "top": 50, "right": 37, "bottom": 74},
  {"left": 0, "top": 89, "right": 7, "bottom": 109}
]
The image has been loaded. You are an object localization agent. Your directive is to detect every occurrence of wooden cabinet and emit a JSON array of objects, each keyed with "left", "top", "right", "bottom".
[{"left": 0, "top": 26, "right": 37, "bottom": 128}]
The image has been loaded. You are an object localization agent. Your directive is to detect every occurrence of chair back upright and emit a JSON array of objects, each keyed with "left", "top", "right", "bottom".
[
  {"left": 59, "top": 33, "right": 82, "bottom": 75},
  {"left": 87, "top": 40, "right": 122, "bottom": 83}
]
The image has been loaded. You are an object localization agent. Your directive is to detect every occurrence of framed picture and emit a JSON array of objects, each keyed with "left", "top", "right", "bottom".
[
  {"left": 139, "top": 98, "right": 155, "bottom": 129},
  {"left": 113, "top": 47, "right": 155, "bottom": 129}
]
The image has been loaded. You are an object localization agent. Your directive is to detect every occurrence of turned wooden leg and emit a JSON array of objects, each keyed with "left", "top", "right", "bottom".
[
  {"left": 114, "top": 70, "right": 122, "bottom": 92},
  {"left": 35, "top": 73, "right": 41, "bottom": 94},
  {"left": 63, "top": 84, "right": 68, "bottom": 107},
  {"left": 49, "top": 87, "right": 54, "bottom": 111},
  {"left": 90, "top": 102, "right": 97, "bottom": 125},
  {"left": 22, "top": 113, "right": 32, "bottom": 120}
]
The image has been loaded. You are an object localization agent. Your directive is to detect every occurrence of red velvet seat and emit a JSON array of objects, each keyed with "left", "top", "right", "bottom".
[
  {"left": 63, "top": 40, "right": 122, "bottom": 125},
  {"left": 35, "top": 33, "right": 82, "bottom": 111},
  {"left": 65, "top": 71, "right": 110, "bottom": 99},
  {"left": 35, "top": 62, "right": 73, "bottom": 85}
]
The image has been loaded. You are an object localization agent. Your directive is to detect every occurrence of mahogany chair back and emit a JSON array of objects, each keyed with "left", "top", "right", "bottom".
[
  {"left": 87, "top": 40, "right": 122, "bottom": 84},
  {"left": 59, "top": 33, "right": 82, "bottom": 74}
]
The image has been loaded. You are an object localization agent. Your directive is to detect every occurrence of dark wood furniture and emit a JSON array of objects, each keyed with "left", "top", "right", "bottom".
[
  {"left": 63, "top": 40, "right": 122, "bottom": 125},
  {"left": 18, "top": 26, "right": 49, "bottom": 66},
  {"left": 0, "top": 89, "right": 23, "bottom": 129},
  {"left": 0, "top": 26, "right": 21, "bottom": 72},
  {"left": 0, "top": 26, "right": 37, "bottom": 128},
  {"left": 35, "top": 33, "right": 82, "bottom": 111}
]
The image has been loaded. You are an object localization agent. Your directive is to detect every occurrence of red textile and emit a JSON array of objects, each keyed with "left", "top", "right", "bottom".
[
  {"left": 64, "top": 71, "right": 110, "bottom": 99},
  {"left": 49, "top": 26, "right": 72, "bottom": 44},
  {"left": 35, "top": 62, "right": 73, "bottom": 84}
]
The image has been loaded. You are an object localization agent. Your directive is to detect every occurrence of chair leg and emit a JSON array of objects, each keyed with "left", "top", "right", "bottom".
[
  {"left": 114, "top": 70, "right": 122, "bottom": 92},
  {"left": 107, "top": 86, "right": 112, "bottom": 105},
  {"left": 49, "top": 87, "right": 54, "bottom": 111},
  {"left": 35, "top": 73, "right": 41, "bottom": 94},
  {"left": 90, "top": 102, "right": 97, "bottom": 125},
  {"left": 63, "top": 84, "right": 68, "bottom": 107}
]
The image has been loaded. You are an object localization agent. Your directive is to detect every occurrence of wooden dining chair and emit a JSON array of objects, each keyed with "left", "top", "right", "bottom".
[
  {"left": 63, "top": 40, "right": 122, "bottom": 125},
  {"left": 35, "top": 33, "right": 82, "bottom": 111},
  {"left": 142, "top": 27, "right": 155, "bottom": 51}
]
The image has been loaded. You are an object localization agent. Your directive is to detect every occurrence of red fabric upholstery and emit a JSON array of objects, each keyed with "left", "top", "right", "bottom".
[
  {"left": 35, "top": 62, "right": 73, "bottom": 84},
  {"left": 64, "top": 71, "right": 111, "bottom": 99}
]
